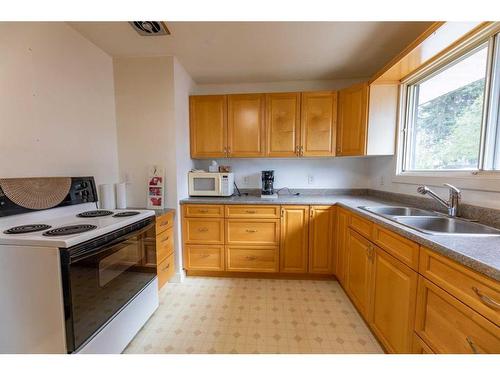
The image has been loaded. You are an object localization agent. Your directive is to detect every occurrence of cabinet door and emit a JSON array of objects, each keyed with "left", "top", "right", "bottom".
[
  {"left": 369, "top": 246, "right": 418, "bottom": 353},
  {"left": 227, "top": 94, "right": 266, "bottom": 157},
  {"left": 335, "top": 207, "right": 350, "bottom": 286},
  {"left": 266, "top": 93, "right": 301, "bottom": 157},
  {"left": 280, "top": 206, "right": 309, "bottom": 273},
  {"left": 309, "top": 206, "right": 334, "bottom": 274},
  {"left": 345, "top": 228, "right": 373, "bottom": 318},
  {"left": 189, "top": 95, "right": 227, "bottom": 158},
  {"left": 300, "top": 91, "right": 337, "bottom": 156},
  {"left": 337, "top": 82, "right": 369, "bottom": 156}
]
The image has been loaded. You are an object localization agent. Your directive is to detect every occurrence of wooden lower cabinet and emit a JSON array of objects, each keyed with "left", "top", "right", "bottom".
[
  {"left": 369, "top": 246, "right": 418, "bottom": 353},
  {"left": 412, "top": 333, "right": 434, "bottom": 354},
  {"left": 157, "top": 253, "right": 175, "bottom": 287},
  {"left": 309, "top": 206, "right": 334, "bottom": 274},
  {"left": 415, "top": 276, "right": 500, "bottom": 354},
  {"left": 226, "top": 247, "right": 278, "bottom": 272},
  {"left": 335, "top": 207, "right": 350, "bottom": 286},
  {"left": 225, "top": 219, "right": 280, "bottom": 246},
  {"left": 345, "top": 228, "right": 373, "bottom": 318},
  {"left": 280, "top": 206, "right": 309, "bottom": 273},
  {"left": 154, "top": 210, "right": 176, "bottom": 289},
  {"left": 184, "top": 244, "right": 225, "bottom": 271}
]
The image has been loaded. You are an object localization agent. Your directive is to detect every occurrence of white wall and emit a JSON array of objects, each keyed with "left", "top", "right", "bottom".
[
  {"left": 113, "top": 56, "right": 175, "bottom": 208},
  {"left": 368, "top": 156, "right": 500, "bottom": 209},
  {"left": 0, "top": 22, "right": 119, "bottom": 186},
  {"left": 195, "top": 158, "right": 371, "bottom": 190}
]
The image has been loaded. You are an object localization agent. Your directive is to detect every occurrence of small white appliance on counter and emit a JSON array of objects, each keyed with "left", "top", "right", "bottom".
[
  {"left": 0, "top": 176, "right": 158, "bottom": 354},
  {"left": 188, "top": 171, "right": 234, "bottom": 197}
]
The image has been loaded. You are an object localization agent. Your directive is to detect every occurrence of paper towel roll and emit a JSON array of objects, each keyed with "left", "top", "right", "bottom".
[
  {"left": 115, "top": 183, "right": 127, "bottom": 209},
  {"left": 99, "top": 184, "right": 115, "bottom": 209}
]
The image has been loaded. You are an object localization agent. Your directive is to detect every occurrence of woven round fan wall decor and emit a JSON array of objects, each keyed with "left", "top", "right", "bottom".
[{"left": 0, "top": 177, "right": 71, "bottom": 210}]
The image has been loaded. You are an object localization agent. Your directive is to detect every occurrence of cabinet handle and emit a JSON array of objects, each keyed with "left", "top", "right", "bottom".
[
  {"left": 246, "top": 229, "right": 257, "bottom": 233},
  {"left": 245, "top": 210, "right": 257, "bottom": 214},
  {"left": 227, "top": 146, "right": 231, "bottom": 155},
  {"left": 198, "top": 209, "right": 209, "bottom": 213},
  {"left": 161, "top": 236, "right": 170, "bottom": 243},
  {"left": 300, "top": 145, "right": 304, "bottom": 156},
  {"left": 310, "top": 209, "right": 314, "bottom": 218},
  {"left": 472, "top": 287, "right": 500, "bottom": 310},
  {"left": 198, "top": 227, "right": 209, "bottom": 232},
  {"left": 199, "top": 254, "right": 210, "bottom": 258},
  {"left": 160, "top": 221, "right": 169, "bottom": 227},
  {"left": 295, "top": 145, "right": 300, "bottom": 157},
  {"left": 466, "top": 336, "right": 479, "bottom": 354},
  {"left": 245, "top": 256, "right": 257, "bottom": 261}
]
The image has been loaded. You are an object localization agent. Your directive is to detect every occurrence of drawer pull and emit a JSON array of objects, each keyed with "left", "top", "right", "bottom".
[
  {"left": 245, "top": 229, "right": 258, "bottom": 233},
  {"left": 245, "top": 210, "right": 257, "bottom": 214},
  {"left": 198, "top": 227, "right": 209, "bottom": 232},
  {"left": 245, "top": 256, "right": 257, "bottom": 261},
  {"left": 161, "top": 263, "right": 170, "bottom": 271},
  {"left": 199, "top": 254, "right": 211, "bottom": 258},
  {"left": 161, "top": 236, "right": 170, "bottom": 243},
  {"left": 472, "top": 287, "right": 500, "bottom": 310},
  {"left": 466, "top": 336, "right": 479, "bottom": 354},
  {"left": 198, "top": 209, "right": 209, "bottom": 213},
  {"left": 160, "top": 221, "right": 169, "bottom": 227}
]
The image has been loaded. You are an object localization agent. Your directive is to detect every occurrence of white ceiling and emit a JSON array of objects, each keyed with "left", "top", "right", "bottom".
[{"left": 69, "top": 21, "right": 433, "bottom": 84}]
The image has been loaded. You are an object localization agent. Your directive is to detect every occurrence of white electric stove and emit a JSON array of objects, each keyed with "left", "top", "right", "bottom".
[{"left": 0, "top": 177, "right": 159, "bottom": 354}]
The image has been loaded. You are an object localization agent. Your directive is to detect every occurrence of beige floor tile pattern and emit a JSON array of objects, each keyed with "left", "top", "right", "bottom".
[{"left": 123, "top": 277, "right": 384, "bottom": 354}]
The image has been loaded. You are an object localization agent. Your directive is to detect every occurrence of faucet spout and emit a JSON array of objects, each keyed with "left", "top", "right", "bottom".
[{"left": 417, "top": 184, "right": 461, "bottom": 217}]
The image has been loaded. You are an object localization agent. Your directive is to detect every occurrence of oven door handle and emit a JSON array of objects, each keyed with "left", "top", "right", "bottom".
[{"left": 69, "top": 221, "right": 154, "bottom": 263}]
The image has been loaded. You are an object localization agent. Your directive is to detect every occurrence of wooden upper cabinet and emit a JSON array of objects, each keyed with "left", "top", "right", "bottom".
[
  {"left": 309, "top": 206, "right": 334, "bottom": 274},
  {"left": 280, "top": 206, "right": 309, "bottom": 273},
  {"left": 227, "top": 94, "right": 266, "bottom": 157},
  {"left": 300, "top": 91, "right": 337, "bottom": 157},
  {"left": 337, "top": 82, "right": 369, "bottom": 156},
  {"left": 266, "top": 93, "right": 301, "bottom": 157},
  {"left": 189, "top": 95, "right": 227, "bottom": 158}
]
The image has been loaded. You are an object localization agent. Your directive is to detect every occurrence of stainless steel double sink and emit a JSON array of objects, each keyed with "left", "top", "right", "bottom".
[{"left": 359, "top": 206, "right": 500, "bottom": 237}]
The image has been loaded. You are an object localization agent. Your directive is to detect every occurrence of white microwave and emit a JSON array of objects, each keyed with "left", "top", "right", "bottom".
[{"left": 188, "top": 172, "right": 234, "bottom": 197}]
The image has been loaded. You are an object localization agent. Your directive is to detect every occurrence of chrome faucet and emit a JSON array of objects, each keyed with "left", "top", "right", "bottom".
[{"left": 417, "top": 183, "right": 461, "bottom": 217}]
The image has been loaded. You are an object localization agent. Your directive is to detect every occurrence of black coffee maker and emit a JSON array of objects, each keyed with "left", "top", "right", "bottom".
[{"left": 261, "top": 170, "right": 275, "bottom": 196}]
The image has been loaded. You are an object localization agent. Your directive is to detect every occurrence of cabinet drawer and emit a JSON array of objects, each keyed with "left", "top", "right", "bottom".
[
  {"left": 183, "top": 218, "right": 224, "bottom": 244},
  {"left": 156, "top": 226, "right": 174, "bottom": 264},
  {"left": 225, "top": 205, "right": 280, "bottom": 218},
  {"left": 158, "top": 253, "right": 175, "bottom": 289},
  {"left": 226, "top": 247, "right": 278, "bottom": 272},
  {"left": 373, "top": 225, "right": 419, "bottom": 270},
  {"left": 183, "top": 204, "right": 224, "bottom": 218},
  {"left": 415, "top": 276, "right": 500, "bottom": 354},
  {"left": 156, "top": 211, "right": 174, "bottom": 233},
  {"left": 420, "top": 247, "right": 500, "bottom": 326},
  {"left": 349, "top": 213, "right": 373, "bottom": 239},
  {"left": 184, "top": 244, "right": 224, "bottom": 271},
  {"left": 226, "top": 219, "right": 280, "bottom": 246}
]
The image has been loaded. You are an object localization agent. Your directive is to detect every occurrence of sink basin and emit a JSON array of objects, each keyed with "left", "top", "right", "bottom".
[
  {"left": 394, "top": 216, "right": 500, "bottom": 236},
  {"left": 359, "top": 206, "right": 440, "bottom": 217}
]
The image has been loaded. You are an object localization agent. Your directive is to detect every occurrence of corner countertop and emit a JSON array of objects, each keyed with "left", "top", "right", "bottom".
[{"left": 180, "top": 194, "right": 500, "bottom": 281}]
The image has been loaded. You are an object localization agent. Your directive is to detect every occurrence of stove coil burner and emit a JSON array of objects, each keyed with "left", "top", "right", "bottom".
[
  {"left": 43, "top": 224, "right": 97, "bottom": 236},
  {"left": 3, "top": 224, "right": 52, "bottom": 234},
  {"left": 77, "top": 210, "right": 113, "bottom": 218},
  {"left": 113, "top": 211, "right": 140, "bottom": 217}
]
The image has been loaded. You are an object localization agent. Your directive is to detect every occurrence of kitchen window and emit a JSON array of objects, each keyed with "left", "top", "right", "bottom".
[{"left": 400, "top": 29, "right": 500, "bottom": 174}]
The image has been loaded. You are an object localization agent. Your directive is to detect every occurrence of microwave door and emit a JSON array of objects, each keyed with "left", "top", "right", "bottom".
[{"left": 192, "top": 176, "right": 220, "bottom": 196}]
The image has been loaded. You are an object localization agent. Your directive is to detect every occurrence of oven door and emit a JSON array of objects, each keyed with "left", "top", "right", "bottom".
[
  {"left": 189, "top": 174, "right": 221, "bottom": 196},
  {"left": 60, "top": 218, "right": 157, "bottom": 353}
]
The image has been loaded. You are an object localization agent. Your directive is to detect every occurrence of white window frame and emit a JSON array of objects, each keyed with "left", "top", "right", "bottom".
[{"left": 395, "top": 23, "right": 500, "bottom": 188}]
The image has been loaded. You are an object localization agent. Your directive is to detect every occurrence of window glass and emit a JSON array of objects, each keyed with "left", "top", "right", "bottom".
[{"left": 405, "top": 45, "right": 488, "bottom": 171}]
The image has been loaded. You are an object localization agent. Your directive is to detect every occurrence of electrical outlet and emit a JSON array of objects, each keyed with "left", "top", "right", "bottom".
[
  {"left": 307, "top": 175, "right": 314, "bottom": 185},
  {"left": 243, "top": 176, "right": 250, "bottom": 185}
]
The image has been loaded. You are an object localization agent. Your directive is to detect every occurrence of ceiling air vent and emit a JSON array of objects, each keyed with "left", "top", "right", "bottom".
[{"left": 129, "top": 21, "right": 170, "bottom": 36}]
